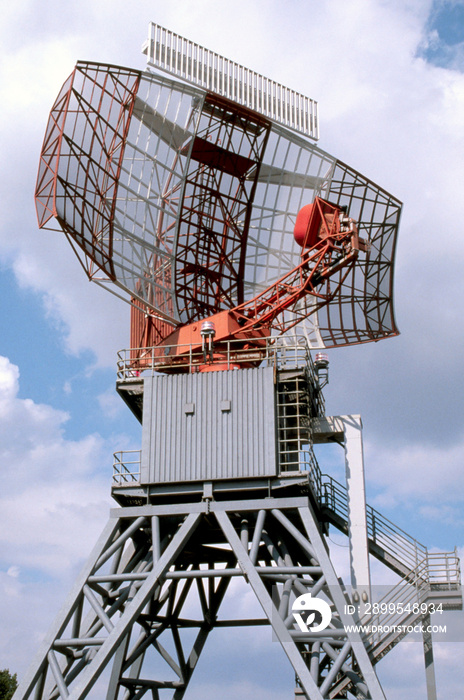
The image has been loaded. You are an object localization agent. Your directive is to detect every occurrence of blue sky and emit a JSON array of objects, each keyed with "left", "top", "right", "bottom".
[
  {"left": 420, "top": 0, "right": 464, "bottom": 67},
  {"left": 1, "top": 1, "right": 464, "bottom": 698}
]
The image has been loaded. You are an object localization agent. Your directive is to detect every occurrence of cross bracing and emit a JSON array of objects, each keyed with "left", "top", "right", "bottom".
[
  {"left": 14, "top": 487, "right": 460, "bottom": 700},
  {"left": 13, "top": 501, "right": 386, "bottom": 700}
]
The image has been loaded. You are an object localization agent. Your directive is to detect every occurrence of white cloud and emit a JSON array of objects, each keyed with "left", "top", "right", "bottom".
[
  {"left": 7, "top": 565, "right": 20, "bottom": 578},
  {"left": 97, "top": 387, "right": 126, "bottom": 420},
  {"left": 0, "top": 356, "right": 19, "bottom": 402},
  {"left": 0, "top": 353, "right": 111, "bottom": 542},
  {"left": 10, "top": 240, "right": 129, "bottom": 368},
  {"left": 365, "top": 436, "right": 464, "bottom": 504},
  {"left": 0, "top": 355, "right": 112, "bottom": 671}
]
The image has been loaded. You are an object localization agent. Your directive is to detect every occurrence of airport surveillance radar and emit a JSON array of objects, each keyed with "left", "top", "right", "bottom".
[{"left": 15, "top": 21, "right": 461, "bottom": 700}]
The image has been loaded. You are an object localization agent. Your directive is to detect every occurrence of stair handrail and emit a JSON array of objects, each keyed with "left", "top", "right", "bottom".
[
  {"left": 321, "top": 475, "right": 427, "bottom": 572},
  {"left": 360, "top": 558, "right": 431, "bottom": 651}
]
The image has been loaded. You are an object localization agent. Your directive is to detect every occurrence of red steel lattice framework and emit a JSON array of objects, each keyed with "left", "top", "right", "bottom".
[{"left": 174, "top": 93, "right": 271, "bottom": 321}]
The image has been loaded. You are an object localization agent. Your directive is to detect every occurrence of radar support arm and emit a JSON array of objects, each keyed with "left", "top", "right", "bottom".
[{"left": 160, "top": 198, "right": 363, "bottom": 357}]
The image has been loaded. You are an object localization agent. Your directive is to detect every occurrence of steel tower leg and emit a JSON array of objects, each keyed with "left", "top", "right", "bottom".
[
  {"left": 422, "top": 614, "right": 437, "bottom": 700},
  {"left": 14, "top": 495, "right": 386, "bottom": 700}
]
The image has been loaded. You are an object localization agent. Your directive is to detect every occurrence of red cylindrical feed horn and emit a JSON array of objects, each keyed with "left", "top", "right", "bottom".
[{"left": 293, "top": 202, "right": 319, "bottom": 249}]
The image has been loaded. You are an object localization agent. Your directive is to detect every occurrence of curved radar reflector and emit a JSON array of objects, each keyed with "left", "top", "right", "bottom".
[{"left": 35, "top": 60, "right": 401, "bottom": 348}]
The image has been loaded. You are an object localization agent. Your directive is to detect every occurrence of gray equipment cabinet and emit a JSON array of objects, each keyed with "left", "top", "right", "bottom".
[{"left": 140, "top": 367, "right": 278, "bottom": 483}]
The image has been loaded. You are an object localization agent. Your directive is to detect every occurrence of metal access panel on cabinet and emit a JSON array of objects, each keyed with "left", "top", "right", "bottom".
[{"left": 141, "top": 366, "right": 277, "bottom": 484}]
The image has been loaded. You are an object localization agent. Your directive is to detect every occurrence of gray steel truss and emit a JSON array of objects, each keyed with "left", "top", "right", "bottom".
[{"left": 15, "top": 496, "right": 386, "bottom": 700}]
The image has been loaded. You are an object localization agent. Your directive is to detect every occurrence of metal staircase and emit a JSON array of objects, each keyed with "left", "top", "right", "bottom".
[
  {"left": 320, "top": 474, "right": 460, "bottom": 590},
  {"left": 323, "top": 476, "right": 448, "bottom": 577},
  {"left": 319, "top": 474, "right": 461, "bottom": 660},
  {"left": 313, "top": 473, "right": 461, "bottom": 698}
]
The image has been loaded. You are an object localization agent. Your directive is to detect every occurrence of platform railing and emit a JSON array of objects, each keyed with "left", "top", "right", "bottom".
[
  {"left": 117, "top": 336, "right": 321, "bottom": 380},
  {"left": 426, "top": 550, "right": 461, "bottom": 588},
  {"left": 113, "top": 450, "right": 141, "bottom": 485}
]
